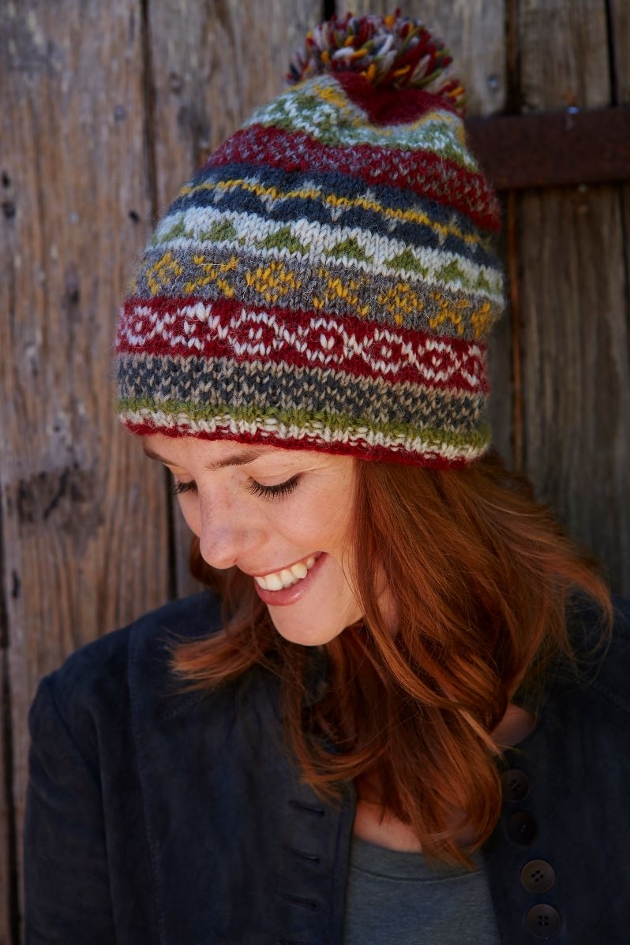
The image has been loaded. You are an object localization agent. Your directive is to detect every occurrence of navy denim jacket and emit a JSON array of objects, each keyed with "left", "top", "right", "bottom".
[{"left": 24, "top": 592, "right": 630, "bottom": 944}]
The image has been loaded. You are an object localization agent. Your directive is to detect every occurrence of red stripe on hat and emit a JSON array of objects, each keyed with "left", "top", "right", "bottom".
[
  {"left": 207, "top": 124, "right": 500, "bottom": 233},
  {"left": 117, "top": 296, "right": 489, "bottom": 395}
]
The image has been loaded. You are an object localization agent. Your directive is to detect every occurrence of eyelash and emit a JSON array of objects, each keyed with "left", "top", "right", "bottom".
[
  {"left": 170, "top": 476, "right": 300, "bottom": 499},
  {"left": 171, "top": 480, "right": 197, "bottom": 496},
  {"left": 248, "top": 476, "right": 299, "bottom": 499}
]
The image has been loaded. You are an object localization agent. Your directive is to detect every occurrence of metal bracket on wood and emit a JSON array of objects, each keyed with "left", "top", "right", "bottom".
[{"left": 465, "top": 106, "right": 630, "bottom": 190}]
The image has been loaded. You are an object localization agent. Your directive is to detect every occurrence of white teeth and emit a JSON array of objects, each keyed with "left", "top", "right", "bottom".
[
  {"left": 254, "top": 554, "right": 319, "bottom": 591},
  {"left": 266, "top": 574, "right": 284, "bottom": 591}
]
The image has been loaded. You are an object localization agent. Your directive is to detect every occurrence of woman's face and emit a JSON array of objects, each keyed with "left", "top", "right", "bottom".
[{"left": 143, "top": 434, "right": 364, "bottom": 646}]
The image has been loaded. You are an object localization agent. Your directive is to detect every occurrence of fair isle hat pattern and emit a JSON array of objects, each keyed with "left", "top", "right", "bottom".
[{"left": 116, "top": 12, "right": 504, "bottom": 467}]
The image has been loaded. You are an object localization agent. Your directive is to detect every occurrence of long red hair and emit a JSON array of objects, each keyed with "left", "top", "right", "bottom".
[{"left": 171, "top": 450, "right": 612, "bottom": 866}]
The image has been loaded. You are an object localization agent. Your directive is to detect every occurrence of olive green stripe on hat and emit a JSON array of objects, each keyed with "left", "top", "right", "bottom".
[
  {"left": 116, "top": 352, "right": 487, "bottom": 431},
  {"left": 117, "top": 398, "right": 491, "bottom": 452}
]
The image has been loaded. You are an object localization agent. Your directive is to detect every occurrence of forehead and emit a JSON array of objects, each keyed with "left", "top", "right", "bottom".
[{"left": 142, "top": 434, "right": 349, "bottom": 471}]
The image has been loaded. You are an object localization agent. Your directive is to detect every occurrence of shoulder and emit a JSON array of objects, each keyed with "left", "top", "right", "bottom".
[
  {"left": 582, "top": 595, "right": 630, "bottom": 714},
  {"left": 545, "top": 594, "right": 630, "bottom": 720},
  {"left": 30, "top": 591, "right": 224, "bottom": 742}
]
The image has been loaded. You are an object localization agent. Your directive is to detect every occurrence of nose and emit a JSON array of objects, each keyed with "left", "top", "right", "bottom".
[{"left": 197, "top": 491, "right": 262, "bottom": 570}]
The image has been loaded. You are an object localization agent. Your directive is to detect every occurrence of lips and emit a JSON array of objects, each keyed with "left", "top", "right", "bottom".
[{"left": 252, "top": 552, "right": 327, "bottom": 606}]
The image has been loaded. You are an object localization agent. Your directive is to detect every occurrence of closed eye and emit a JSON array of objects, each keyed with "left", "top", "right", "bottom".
[
  {"left": 248, "top": 476, "right": 299, "bottom": 499},
  {"left": 171, "top": 480, "right": 197, "bottom": 496},
  {"left": 171, "top": 476, "right": 300, "bottom": 499}
]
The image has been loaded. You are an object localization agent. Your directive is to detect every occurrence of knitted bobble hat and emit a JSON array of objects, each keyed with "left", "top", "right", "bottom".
[{"left": 116, "top": 11, "right": 504, "bottom": 467}]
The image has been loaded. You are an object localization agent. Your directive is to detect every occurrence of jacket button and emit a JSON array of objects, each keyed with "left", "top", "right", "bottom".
[
  {"left": 501, "top": 768, "right": 530, "bottom": 801},
  {"left": 526, "top": 904, "right": 562, "bottom": 939},
  {"left": 521, "top": 859, "right": 555, "bottom": 893},
  {"left": 507, "top": 810, "right": 537, "bottom": 845}
]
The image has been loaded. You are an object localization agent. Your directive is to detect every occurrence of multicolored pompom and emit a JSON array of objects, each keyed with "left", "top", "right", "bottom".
[{"left": 287, "top": 10, "right": 466, "bottom": 115}]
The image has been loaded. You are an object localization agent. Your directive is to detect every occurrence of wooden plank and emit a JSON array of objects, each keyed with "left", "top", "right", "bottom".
[
  {"left": 610, "top": 0, "right": 630, "bottom": 104},
  {"left": 0, "top": 0, "right": 171, "bottom": 914},
  {"left": 520, "top": 0, "right": 611, "bottom": 110},
  {"left": 337, "top": 0, "right": 507, "bottom": 116},
  {"left": 486, "top": 284, "right": 515, "bottom": 467},
  {"left": 487, "top": 193, "right": 521, "bottom": 469},
  {"left": 519, "top": 188, "right": 630, "bottom": 595},
  {"left": 465, "top": 107, "right": 630, "bottom": 190},
  {"left": 146, "top": 0, "right": 319, "bottom": 598},
  {"left": 518, "top": 0, "right": 630, "bottom": 595},
  {"left": 610, "top": 0, "right": 630, "bottom": 294},
  {"left": 611, "top": 0, "right": 630, "bottom": 592}
]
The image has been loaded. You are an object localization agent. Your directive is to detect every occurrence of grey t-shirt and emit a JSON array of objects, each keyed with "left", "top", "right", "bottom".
[{"left": 343, "top": 836, "right": 500, "bottom": 944}]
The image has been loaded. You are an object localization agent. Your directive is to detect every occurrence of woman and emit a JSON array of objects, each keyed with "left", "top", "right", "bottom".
[{"left": 25, "top": 12, "right": 630, "bottom": 944}]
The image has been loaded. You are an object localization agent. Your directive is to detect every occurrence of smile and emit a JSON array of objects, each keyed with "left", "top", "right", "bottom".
[{"left": 253, "top": 554, "right": 320, "bottom": 591}]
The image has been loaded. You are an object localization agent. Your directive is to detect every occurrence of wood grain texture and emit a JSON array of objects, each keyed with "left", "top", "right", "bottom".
[
  {"left": 486, "top": 307, "right": 514, "bottom": 466},
  {"left": 487, "top": 195, "right": 516, "bottom": 467},
  {"left": 0, "top": 0, "right": 171, "bottom": 913},
  {"left": 610, "top": 0, "right": 630, "bottom": 590},
  {"left": 520, "top": 188, "right": 630, "bottom": 593},
  {"left": 519, "top": 0, "right": 610, "bottom": 111},
  {"left": 337, "top": 0, "right": 507, "bottom": 116},
  {"left": 610, "top": 0, "right": 630, "bottom": 294},
  {"left": 146, "top": 0, "right": 319, "bottom": 598},
  {"left": 518, "top": 0, "right": 630, "bottom": 594},
  {"left": 610, "top": 0, "right": 630, "bottom": 104}
]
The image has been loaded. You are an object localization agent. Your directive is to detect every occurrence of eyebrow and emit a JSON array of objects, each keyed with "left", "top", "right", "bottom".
[{"left": 142, "top": 445, "right": 277, "bottom": 470}]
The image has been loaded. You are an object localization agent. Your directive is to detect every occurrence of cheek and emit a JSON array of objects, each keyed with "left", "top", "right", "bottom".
[
  {"left": 277, "top": 514, "right": 343, "bottom": 552},
  {"left": 277, "top": 503, "right": 354, "bottom": 567}
]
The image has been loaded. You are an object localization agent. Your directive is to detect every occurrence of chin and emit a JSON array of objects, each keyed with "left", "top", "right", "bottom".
[{"left": 267, "top": 608, "right": 352, "bottom": 647}]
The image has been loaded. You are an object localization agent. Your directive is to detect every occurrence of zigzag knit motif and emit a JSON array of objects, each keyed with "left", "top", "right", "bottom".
[{"left": 117, "top": 50, "right": 504, "bottom": 467}]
